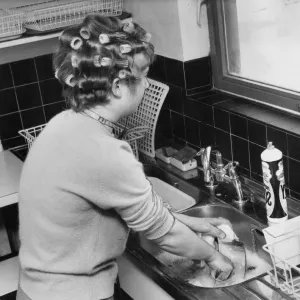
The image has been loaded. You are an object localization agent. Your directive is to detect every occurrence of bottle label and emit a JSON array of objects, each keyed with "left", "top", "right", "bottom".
[{"left": 262, "top": 159, "right": 287, "bottom": 221}]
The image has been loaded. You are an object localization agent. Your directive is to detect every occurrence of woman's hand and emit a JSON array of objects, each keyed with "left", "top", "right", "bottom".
[
  {"left": 206, "top": 250, "right": 234, "bottom": 281},
  {"left": 172, "top": 213, "right": 232, "bottom": 240}
]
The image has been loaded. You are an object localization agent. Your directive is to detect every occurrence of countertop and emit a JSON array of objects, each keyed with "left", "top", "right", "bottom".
[{"left": 0, "top": 150, "right": 23, "bottom": 208}]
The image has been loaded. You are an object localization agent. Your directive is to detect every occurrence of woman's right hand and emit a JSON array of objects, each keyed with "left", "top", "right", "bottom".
[{"left": 206, "top": 250, "right": 234, "bottom": 281}]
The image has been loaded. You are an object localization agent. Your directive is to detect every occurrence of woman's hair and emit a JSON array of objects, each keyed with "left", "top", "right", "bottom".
[{"left": 53, "top": 15, "right": 155, "bottom": 112}]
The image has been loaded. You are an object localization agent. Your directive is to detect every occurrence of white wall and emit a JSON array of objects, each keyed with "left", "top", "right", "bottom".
[
  {"left": 124, "top": 0, "right": 184, "bottom": 61},
  {"left": 177, "top": 0, "right": 210, "bottom": 60},
  {"left": 124, "top": 0, "right": 210, "bottom": 61}
]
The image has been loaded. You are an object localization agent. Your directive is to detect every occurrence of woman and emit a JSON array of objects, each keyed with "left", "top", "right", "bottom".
[{"left": 17, "top": 15, "right": 233, "bottom": 300}]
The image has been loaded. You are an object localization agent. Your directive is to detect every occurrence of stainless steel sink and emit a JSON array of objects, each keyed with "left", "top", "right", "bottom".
[{"left": 181, "top": 205, "right": 270, "bottom": 264}]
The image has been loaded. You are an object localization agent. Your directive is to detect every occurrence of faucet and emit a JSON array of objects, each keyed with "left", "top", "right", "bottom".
[
  {"left": 198, "top": 146, "right": 246, "bottom": 203},
  {"left": 198, "top": 146, "right": 226, "bottom": 194},
  {"left": 227, "top": 161, "right": 245, "bottom": 203}
]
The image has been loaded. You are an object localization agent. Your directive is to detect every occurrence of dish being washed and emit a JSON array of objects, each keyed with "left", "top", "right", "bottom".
[{"left": 153, "top": 224, "right": 272, "bottom": 288}]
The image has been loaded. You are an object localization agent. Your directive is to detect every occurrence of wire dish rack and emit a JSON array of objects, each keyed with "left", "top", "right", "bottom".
[
  {"left": 16, "top": 0, "right": 123, "bottom": 32},
  {"left": 0, "top": 9, "right": 24, "bottom": 41},
  {"left": 118, "top": 78, "right": 170, "bottom": 158},
  {"left": 263, "top": 231, "right": 300, "bottom": 299},
  {"left": 19, "top": 78, "right": 169, "bottom": 160},
  {"left": 19, "top": 122, "right": 147, "bottom": 160}
]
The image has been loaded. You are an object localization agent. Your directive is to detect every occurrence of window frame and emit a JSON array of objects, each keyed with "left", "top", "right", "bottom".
[{"left": 208, "top": 0, "right": 300, "bottom": 114}]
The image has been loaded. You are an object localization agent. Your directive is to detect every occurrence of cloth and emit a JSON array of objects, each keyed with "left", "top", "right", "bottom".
[{"left": 18, "top": 110, "right": 174, "bottom": 300}]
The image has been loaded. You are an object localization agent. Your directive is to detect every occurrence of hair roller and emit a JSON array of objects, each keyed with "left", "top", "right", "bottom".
[
  {"left": 70, "top": 37, "right": 83, "bottom": 50},
  {"left": 120, "top": 44, "right": 132, "bottom": 54},
  {"left": 115, "top": 59, "right": 129, "bottom": 69},
  {"left": 99, "top": 32, "right": 128, "bottom": 44},
  {"left": 71, "top": 55, "right": 79, "bottom": 68},
  {"left": 65, "top": 74, "right": 76, "bottom": 87},
  {"left": 141, "top": 32, "right": 152, "bottom": 43},
  {"left": 54, "top": 69, "right": 59, "bottom": 80},
  {"left": 101, "top": 57, "right": 112, "bottom": 67},
  {"left": 122, "top": 21, "right": 135, "bottom": 34},
  {"left": 80, "top": 27, "right": 91, "bottom": 40},
  {"left": 99, "top": 34, "right": 110, "bottom": 44},
  {"left": 118, "top": 69, "right": 132, "bottom": 79},
  {"left": 93, "top": 55, "right": 102, "bottom": 67}
]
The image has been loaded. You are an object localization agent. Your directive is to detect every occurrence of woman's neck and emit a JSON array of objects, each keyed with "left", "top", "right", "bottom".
[{"left": 88, "top": 105, "right": 121, "bottom": 123}]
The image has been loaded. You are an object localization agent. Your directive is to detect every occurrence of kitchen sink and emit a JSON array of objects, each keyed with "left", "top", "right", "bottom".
[
  {"left": 133, "top": 165, "right": 272, "bottom": 289},
  {"left": 181, "top": 205, "right": 270, "bottom": 263},
  {"left": 138, "top": 203, "right": 272, "bottom": 288}
]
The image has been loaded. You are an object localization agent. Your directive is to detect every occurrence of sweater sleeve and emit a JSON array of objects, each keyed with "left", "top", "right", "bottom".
[{"left": 89, "top": 140, "right": 175, "bottom": 240}]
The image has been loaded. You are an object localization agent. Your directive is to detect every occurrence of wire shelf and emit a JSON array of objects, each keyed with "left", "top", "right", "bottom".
[
  {"left": 118, "top": 78, "right": 170, "bottom": 158},
  {"left": 17, "top": 0, "right": 123, "bottom": 32},
  {"left": 0, "top": 9, "right": 24, "bottom": 40},
  {"left": 263, "top": 231, "right": 300, "bottom": 299},
  {"left": 19, "top": 121, "right": 144, "bottom": 160}
]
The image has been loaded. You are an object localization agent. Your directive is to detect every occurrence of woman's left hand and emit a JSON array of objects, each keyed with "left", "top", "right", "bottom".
[{"left": 172, "top": 212, "right": 232, "bottom": 240}]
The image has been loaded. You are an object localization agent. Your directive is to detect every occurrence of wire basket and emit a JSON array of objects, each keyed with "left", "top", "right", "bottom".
[
  {"left": 118, "top": 78, "right": 170, "bottom": 158},
  {"left": 18, "top": 122, "right": 145, "bottom": 160},
  {"left": 0, "top": 9, "right": 24, "bottom": 40},
  {"left": 263, "top": 231, "right": 300, "bottom": 299},
  {"left": 17, "top": 0, "right": 123, "bottom": 32}
]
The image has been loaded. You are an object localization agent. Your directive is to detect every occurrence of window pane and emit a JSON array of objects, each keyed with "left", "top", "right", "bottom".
[{"left": 223, "top": 0, "right": 300, "bottom": 93}]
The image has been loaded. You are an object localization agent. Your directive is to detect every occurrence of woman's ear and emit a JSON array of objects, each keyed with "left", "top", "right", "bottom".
[{"left": 111, "top": 77, "right": 122, "bottom": 98}]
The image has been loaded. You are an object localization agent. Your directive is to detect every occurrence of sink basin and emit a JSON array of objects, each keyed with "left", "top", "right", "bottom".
[
  {"left": 138, "top": 204, "right": 272, "bottom": 288},
  {"left": 148, "top": 177, "right": 196, "bottom": 212}
]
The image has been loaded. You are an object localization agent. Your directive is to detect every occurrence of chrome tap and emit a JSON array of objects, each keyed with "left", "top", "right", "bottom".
[
  {"left": 198, "top": 146, "right": 212, "bottom": 184},
  {"left": 227, "top": 161, "right": 245, "bottom": 203},
  {"left": 198, "top": 146, "right": 246, "bottom": 203}
]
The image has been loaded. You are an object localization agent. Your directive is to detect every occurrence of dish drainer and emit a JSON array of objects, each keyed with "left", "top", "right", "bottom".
[
  {"left": 118, "top": 78, "right": 170, "bottom": 158},
  {"left": 19, "top": 78, "right": 169, "bottom": 160},
  {"left": 16, "top": 0, "right": 123, "bottom": 32},
  {"left": 0, "top": 9, "right": 24, "bottom": 42},
  {"left": 19, "top": 122, "right": 146, "bottom": 160},
  {"left": 263, "top": 229, "right": 300, "bottom": 299}
]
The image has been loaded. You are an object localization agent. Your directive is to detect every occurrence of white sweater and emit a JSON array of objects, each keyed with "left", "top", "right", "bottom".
[{"left": 18, "top": 110, "right": 174, "bottom": 300}]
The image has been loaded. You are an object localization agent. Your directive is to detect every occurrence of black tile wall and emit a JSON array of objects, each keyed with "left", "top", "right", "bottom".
[
  {"left": 150, "top": 55, "right": 300, "bottom": 202},
  {"left": 184, "top": 57, "right": 211, "bottom": 90},
  {"left": 0, "top": 54, "right": 67, "bottom": 150}
]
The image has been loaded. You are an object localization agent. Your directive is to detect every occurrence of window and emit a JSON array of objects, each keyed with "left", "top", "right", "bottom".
[{"left": 208, "top": 0, "right": 300, "bottom": 113}]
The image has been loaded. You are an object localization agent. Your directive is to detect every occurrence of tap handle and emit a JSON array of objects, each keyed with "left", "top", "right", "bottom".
[{"left": 225, "top": 161, "right": 240, "bottom": 179}]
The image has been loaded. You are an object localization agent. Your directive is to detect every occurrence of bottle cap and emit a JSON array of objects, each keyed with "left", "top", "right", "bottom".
[{"left": 267, "top": 142, "right": 275, "bottom": 150}]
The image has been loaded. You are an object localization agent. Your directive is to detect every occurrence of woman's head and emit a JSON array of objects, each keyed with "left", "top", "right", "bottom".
[{"left": 53, "top": 15, "right": 154, "bottom": 113}]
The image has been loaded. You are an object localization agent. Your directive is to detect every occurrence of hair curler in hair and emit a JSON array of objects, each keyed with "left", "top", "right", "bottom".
[
  {"left": 115, "top": 59, "right": 129, "bottom": 69},
  {"left": 141, "top": 32, "right": 152, "bottom": 43},
  {"left": 80, "top": 27, "right": 91, "bottom": 40},
  {"left": 101, "top": 57, "right": 112, "bottom": 67},
  {"left": 99, "top": 32, "right": 128, "bottom": 44},
  {"left": 99, "top": 34, "right": 110, "bottom": 44},
  {"left": 70, "top": 37, "right": 83, "bottom": 50},
  {"left": 120, "top": 44, "right": 132, "bottom": 54},
  {"left": 93, "top": 56, "right": 113, "bottom": 67},
  {"left": 54, "top": 69, "right": 59, "bottom": 80},
  {"left": 118, "top": 69, "right": 128, "bottom": 79},
  {"left": 65, "top": 74, "right": 77, "bottom": 87},
  {"left": 122, "top": 21, "right": 135, "bottom": 34},
  {"left": 93, "top": 55, "right": 102, "bottom": 67},
  {"left": 71, "top": 55, "right": 79, "bottom": 68}
]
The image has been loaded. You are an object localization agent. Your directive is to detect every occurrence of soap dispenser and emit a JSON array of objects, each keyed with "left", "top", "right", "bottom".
[{"left": 261, "top": 142, "right": 288, "bottom": 225}]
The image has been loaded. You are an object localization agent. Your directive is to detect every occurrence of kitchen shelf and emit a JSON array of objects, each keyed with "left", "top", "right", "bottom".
[
  {"left": 0, "top": 256, "right": 19, "bottom": 296},
  {"left": 0, "top": 31, "right": 61, "bottom": 64},
  {"left": 0, "top": 32, "right": 61, "bottom": 49}
]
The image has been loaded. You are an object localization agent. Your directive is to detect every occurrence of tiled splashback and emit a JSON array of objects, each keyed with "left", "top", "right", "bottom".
[
  {"left": 2, "top": 53, "right": 300, "bottom": 202},
  {"left": 151, "top": 55, "right": 300, "bottom": 202},
  {"left": 0, "top": 54, "right": 67, "bottom": 150}
]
